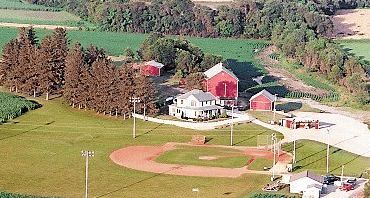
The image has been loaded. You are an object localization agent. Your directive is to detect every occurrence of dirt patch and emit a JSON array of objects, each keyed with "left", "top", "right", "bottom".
[
  {"left": 0, "top": 22, "right": 77, "bottom": 30},
  {"left": 332, "top": 9, "right": 370, "bottom": 39},
  {"left": 256, "top": 46, "right": 327, "bottom": 95},
  {"left": 192, "top": 0, "right": 232, "bottom": 9},
  {"left": 199, "top": 156, "right": 218, "bottom": 160}
]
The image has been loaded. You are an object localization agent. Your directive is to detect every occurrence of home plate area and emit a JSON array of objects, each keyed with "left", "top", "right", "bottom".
[{"left": 110, "top": 142, "right": 292, "bottom": 178}]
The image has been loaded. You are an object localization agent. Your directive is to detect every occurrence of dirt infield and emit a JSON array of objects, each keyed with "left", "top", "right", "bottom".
[
  {"left": 332, "top": 9, "right": 370, "bottom": 39},
  {"left": 110, "top": 142, "right": 292, "bottom": 178}
]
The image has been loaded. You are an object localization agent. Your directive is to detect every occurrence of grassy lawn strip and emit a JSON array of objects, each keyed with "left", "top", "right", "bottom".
[
  {"left": 338, "top": 39, "right": 370, "bottom": 62},
  {"left": 247, "top": 111, "right": 286, "bottom": 123},
  {"left": 0, "top": 96, "right": 279, "bottom": 197},
  {"left": 282, "top": 140, "right": 370, "bottom": 177},
  {"left": 156, "top": 145, "right": 249, "bottom": 168},
  {"left": 248, "top": 158, "right": 272, "bottom": 171}
]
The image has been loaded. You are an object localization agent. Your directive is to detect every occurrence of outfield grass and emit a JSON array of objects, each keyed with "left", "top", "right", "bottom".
[
  {"left": 156, "top": 145, "right": 249, "bottom": 168},
  {"left": 0, "top": 93, "right": 281, "bottom": 197},
  {"left": 283, "top": 140, "right": 370, "bottom": 177},
  {"left": 248, "top": 158, "right": 272, "bottom": 171}
]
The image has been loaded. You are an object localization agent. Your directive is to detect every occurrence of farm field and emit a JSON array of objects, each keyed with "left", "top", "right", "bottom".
[
  {"left": 0, "top": 92, "right": 39, "bottom": 123},
  {"left": 332, "top": 9, "right": 370, "bottom": 40},
  {"left": 0, "top": 94, "right": 279, "bottom": 198},
  {"left": 0, "top": 9, "right": 81, "bottom": 27},
  {"left": 0, "top": 0, "right": 59, "bottom": 11}
]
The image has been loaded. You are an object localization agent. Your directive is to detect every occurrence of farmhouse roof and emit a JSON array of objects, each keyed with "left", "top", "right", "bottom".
[
  {"left": 177, "top": 89, "right": 216, "bottom": 102},
  {"left": 249, "top": 89, "right": 275, "bottom": 102},
  {"left": 307, "top": 184, "right": 323, "bottom": 189},
  {"left": 204, "top": 63, "right": 239, "bottom": 81},
  {"left": 145, "top": 60, "right": 164, "bottom": 68},
  {"left": 290, "top": 170, "right": 324, "bottom": 183},
  {"left": 177, "top": 105, "right": 223, "bottom": 111}
]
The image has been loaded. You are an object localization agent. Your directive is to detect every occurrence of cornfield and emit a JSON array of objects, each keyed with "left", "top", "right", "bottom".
[
  {"left": 0, "top": 191, "right": 53, "bottom": 198},
  {"left": 286, "top": 91, "right": 340, "bottom": 102},
  {"left": 0, "top": 92, "right": 40, "bottom": 123}
]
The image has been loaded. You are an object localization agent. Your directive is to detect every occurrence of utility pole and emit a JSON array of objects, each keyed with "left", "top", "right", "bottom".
[
  {"left": 230, "top": 106, "right": 234, "bottom": 146},
  {"left": 271, "top": 133, "right": 276, "bottom": 181},
  {"left": 130, "top": 97, "right": 141, "bottom": 139},
  {"left": 326, "top": 129, "right": 330, "bottom": 174},
  {"left": 81, "top": 150, "right": 94, "bottom": 198},
  {"left": 341, "top": 165, "right": 345, "bottom": 183},
  {"left": 143, "top": 103, "right": 147, "bottom": 121}
]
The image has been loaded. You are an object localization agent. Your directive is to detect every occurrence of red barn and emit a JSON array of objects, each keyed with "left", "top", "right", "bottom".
[
  {"left": 204, "top": 63, "right": 239, "bottom": 106},
  {"left": 140, "top": 60, "right": 164, "bottom": 77},
  {"left": 249, "top": 90, "right": 276, "bottom": 111}
]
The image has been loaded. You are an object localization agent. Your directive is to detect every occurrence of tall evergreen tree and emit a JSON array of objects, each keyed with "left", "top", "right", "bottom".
[
  {"left": 37, "top": 35, "right": 54, "bottom": 100},
  {"left": 134, "top": 75, "right": 157, "bottom": 115},
  {"left": 65, "top": 43, "right": 84, "bottom": 107},
  {"left": 51, "top": 28, "right": 68, "bottom": 88},
  {"left": 0, "top": 39, "right": 19, "bottom": 90}
]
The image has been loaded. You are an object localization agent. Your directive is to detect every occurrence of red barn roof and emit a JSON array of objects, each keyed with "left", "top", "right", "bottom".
[
  {"left": 204, "top": 63, "right": 239, "bottom": 81},
  {"left": 249, "top": 90, "right": 275, "bottom": 102}
]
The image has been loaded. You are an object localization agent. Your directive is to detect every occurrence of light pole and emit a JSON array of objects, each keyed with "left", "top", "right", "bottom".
[
  {"left": 341, "top": 165, "right": 345, "bottom": 183},
  {"left": 230, "top": 106, "right": 235, "bottom": 146},
  {"left": 81, "top": 150, "right": 94, "bottom": 198},
  {"left": 293, "top": 140, "right": 296, "bottom": 164},
  {"left": 130, "top": 97, "right": 141, "bottom": 139},
  {"left": 326, "top": 129, "right": 330, "bottom": 174},
  {"left": 143, "top": 103, "right": 147, "bottom": 121},
  {"left": 271, "top": 133, "right": 276, "bottom": 181}
]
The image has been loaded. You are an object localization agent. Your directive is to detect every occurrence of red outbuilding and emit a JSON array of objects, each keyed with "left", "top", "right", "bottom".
[
  {"left": 249, "top": 89, "right": 276, "bottom": 111},
  {"left": 140, "top": 60, "right": 164, "bottom": 77},
  {"left": 204, "top": 63, "right": 239, "bottom": 106}
]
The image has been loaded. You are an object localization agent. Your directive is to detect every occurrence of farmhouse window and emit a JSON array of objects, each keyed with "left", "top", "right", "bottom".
[
  {"left": 181, "top": 100, "right": 184, "bottom": 105},
  {"left": 191, "top": 101, "right": 196, "bottom": 106}
]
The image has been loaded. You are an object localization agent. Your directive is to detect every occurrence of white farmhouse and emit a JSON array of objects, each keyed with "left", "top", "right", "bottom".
[
  {"left": 168, "top": 89, "right": 223, "bottom": 119},
  {"left": 289, "top": 170, "right": 324, "bottom": 198}
]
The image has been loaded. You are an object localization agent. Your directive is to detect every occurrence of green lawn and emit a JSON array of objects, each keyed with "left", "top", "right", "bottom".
[
  {"left": 276, "top": 102, "right": 322, "bottom": 113},
  {"left": 156, "top": 145, "right": 249, "bottom": 168},
  {"left": 0, "top": 94, "right": 280, "bottom": 198},
  {"left": 247, "top": 111, "right": 286, "bottom": 124},
  {"left": 282, "top": 140, "right": 370, "bottom": 177},
  {"left": 338, "top": 39, "right": 370, "bottom": 62}
]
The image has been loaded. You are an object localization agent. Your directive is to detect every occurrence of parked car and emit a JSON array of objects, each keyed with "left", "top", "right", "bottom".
[
  {"left": 339, "top": 183, "right": 355, "bottom": 191},
  {"left": 346, "top": 178, "right": 357, "bottom": 184},
  {"left": 323, "top": 174, "right": 340, "bottom": 185}
]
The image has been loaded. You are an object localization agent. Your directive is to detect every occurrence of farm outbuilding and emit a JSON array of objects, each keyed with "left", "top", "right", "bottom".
[
  {"left": 204, "top": 63, "right": 239, "bottom": 106},
  {"left": 140, "top": 60, "right": 164, "bottom": 77},
  {"left": 249, "top": 90, "right": 276, "bottom": 111}
]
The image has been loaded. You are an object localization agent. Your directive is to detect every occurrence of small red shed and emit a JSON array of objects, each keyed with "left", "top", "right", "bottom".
[
  {"left": 140, "top": 60, "right": 164, "bottom": 77},
  {"left": 204, "top": 63, "right": 239, "bottom": 106},
  {"left": 249, "top": 90, "right": 276, "bottom": 111}
]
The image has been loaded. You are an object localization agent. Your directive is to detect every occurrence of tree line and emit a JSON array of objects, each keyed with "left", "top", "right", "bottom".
[{"left": 0, "top": 28, "right": 157, "bottom": 116}]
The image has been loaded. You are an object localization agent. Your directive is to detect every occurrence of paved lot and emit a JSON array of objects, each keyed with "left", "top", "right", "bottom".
[{"left": 252, "top": 112, "right": 370, "bottom": 157}]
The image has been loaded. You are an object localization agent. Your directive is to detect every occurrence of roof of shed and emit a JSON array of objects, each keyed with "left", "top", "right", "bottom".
[
  {"left": 204, "top": 63, "right": 239, "bottom": 81},
  {"left": 177, "top": 89, "right": 216, "bottom": 102},
  {"left": 145, "top": 60, "right": 164, "bottom": 68},
  {"left": 249, "top": 89, "right": 276, "bottom": 102},
  {"left": 290, "top": 170, "right": 324, "bottom": 183}
]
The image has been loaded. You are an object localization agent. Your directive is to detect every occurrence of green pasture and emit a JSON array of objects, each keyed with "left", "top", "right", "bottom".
[
  {"left": 156, "top": 145, "right": 249, "bottom": 168},
  {"left": 283, "top": 140, "right": 370, "bottom": 177},
  {"left": 0, "top": 0, "right": 59, "bottom": 11},
  {"left": 0, "top": 93, "right": 279, "bottom": 198}
]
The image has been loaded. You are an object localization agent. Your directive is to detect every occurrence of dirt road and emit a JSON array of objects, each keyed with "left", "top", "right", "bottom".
[{"left": 0, "top": 22, "right": 78, "bottom": 30}]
